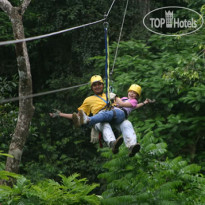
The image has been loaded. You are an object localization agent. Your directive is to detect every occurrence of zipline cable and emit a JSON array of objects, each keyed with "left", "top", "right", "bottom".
[
  {"left": 0, "top": 0, "right": 117, "bottom": 104},
  {"left": 106, "top": 0, "right": 116, "bottom": 17},
  {"left": 0, "top": 0, "right": 116, "bottom": 46},
  {"left": 0, "top": 19, "right": 105, "bottom": 46},
  {"left": 185, "top": 48, "right": 205, "bottom": 69},
  {"left": 110, "top": 0, "right": 129, "bottom": 77},
  {"left": 0, "top": 83, "right": 89, "bottom": 104}
]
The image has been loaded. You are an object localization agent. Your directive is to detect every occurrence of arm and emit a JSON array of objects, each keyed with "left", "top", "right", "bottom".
[
  {"left": 115, "top": 97, "right": 133, "bottom": 108},
  {"left": 115, "top": 97, "right": 150, "bottom": 109},
  {"left": 49, "top": 110, "right": 73, "bottom": 119},
  {"left": 50, "top": 97, "right": 90, "bottom": 119},
  {"left": 59, "top": 113, "right": 73, "bottom": 119},
  {"left": 136, "top": 99, "right": 150, "bottom": 109}
]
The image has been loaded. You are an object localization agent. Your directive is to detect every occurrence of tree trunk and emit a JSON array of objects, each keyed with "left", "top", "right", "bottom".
[
  {"left": 190, "top": 135, "right": 200, "bottom": 162},
  {"left": 128, "top": 0, "right": 150, "bottom": 39},
  {"left": 138, "top": 0, "right": 150, "bottom": 18},
  {"left": 138, "top": 0, "right": 150, "bottom": 25},
  {"left": 0, "top": 0, "right": 34, "bottom": 176}
]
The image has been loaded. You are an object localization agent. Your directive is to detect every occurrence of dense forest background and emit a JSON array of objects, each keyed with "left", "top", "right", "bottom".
[{"left": 1, "top": 0, "right": 205, "bottom": 204}]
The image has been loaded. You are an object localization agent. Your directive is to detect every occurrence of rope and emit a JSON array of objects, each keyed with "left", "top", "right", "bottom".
[
  {"left": 104, "top": 22, "right": 110, "bottom": 106},
  {"left": 185, "top": 48, "right": 205, "bottom": 70},
  {"left": 0, "top": 0, "right": 116, "bottom": 46},
  {"left": 106, "top": 0, "right": 116, "bottom": 17},
  {"left": 204, "top": 50, "right": 205, "bottom": 69},
  {"left": 0, "top": 19, "right": 105, "bottom": 46},
  {"left": 0, "top": 0, "right": 118, "bottom": 104},
  {"left": 0, "top": 0, "right": 117, "bottom": 104},
  {"left": 110, "top": 0, "right": 129, "bottom": 77},
  {"left": 0, "top": 83, "right": 89, "bottom": 104}
]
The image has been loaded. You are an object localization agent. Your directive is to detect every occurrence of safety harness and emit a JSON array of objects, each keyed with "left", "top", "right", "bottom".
[{"left": 94, "top": 94, "right": 116, "bottom": 122}]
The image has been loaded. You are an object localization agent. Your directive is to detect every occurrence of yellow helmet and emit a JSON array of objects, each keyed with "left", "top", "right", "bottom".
[
  {"left": 128, "top": 84, "right": 142, "bottom": 96},
  {"left": 90, "top": 75, "right": 103, "bottom": 86}
]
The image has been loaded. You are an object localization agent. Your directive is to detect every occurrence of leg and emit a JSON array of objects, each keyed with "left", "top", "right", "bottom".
[
  {"left": 115, "top": 120, "right": 137, "bottom": 148},
  {"left": 79, "top": 109, "right": 125, "bottom": 126},
  {"left": 115, "top": 120, "right": 140, "bottom": 157},
  {"left": 94, "top": 122, "right": 123, "bottom": 154},
  {"left": 94, "top": 122, "right": 116, "bottom": 146},
  {"left": 89, "top": 111, "right": 114, "bottom": 126}
]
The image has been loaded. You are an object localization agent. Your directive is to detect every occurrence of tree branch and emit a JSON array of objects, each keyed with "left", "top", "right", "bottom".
[
  {"left": 0, "top": 0, "right": 13, "bottom": 16},
  {"left": 20, "top": 0, "right": 31, "bottom": 15}
]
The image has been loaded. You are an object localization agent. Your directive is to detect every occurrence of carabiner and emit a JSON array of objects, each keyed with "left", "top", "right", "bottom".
[{"left": 103, "top": 21, "right": 109, "bottom": 29}]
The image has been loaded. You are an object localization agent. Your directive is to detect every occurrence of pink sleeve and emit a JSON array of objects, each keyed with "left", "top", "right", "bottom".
[{"left": 129, "top": 99, "right": 138, "bottom": 107}]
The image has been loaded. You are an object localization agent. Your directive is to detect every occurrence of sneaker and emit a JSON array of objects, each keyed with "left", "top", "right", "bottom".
[
  {"left": 129, "top": 143, "right": 141, "bottom": 157},
  {"left": 79, "top": 110, "right": 89, "bottom": 125},
  {"left": 111, "top": 136, "right": 123, "bottom": 154},
  {"left": 72, "top": 112, "right": 80, "bottom": 127}
]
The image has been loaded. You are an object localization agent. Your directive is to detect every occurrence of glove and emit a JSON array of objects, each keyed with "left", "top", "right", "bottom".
[
  {"left": 90, "top": 127, "right": 100, "bottom": 144},
  {"left": 147, "top": 99, "right": 156, "bottom": 103},
  {"left": 109, "top": 92, "right": 116, "bottom": 101},
  {"left": 50, "top": 109, "right": 61, "bottom": 118}
]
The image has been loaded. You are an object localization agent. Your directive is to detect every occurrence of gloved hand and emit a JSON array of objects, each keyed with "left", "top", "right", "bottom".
[
  {"left": 149, "top": 99, "right": 156, "bottom": 103},
  {"left": 109, "top": 92, "right": 116, "bottom": 101},
  {"left": 147, "top": 99, "right": 156, "bottom": 103},
  {"left": 50, "top": 109, "right": 61, "bottom": 118},
  {"left": 143, "top": 99, "right": 156, "bottom": 105},
  {"left": 90, "top": 127, "right": 99, "bottom": 144}
]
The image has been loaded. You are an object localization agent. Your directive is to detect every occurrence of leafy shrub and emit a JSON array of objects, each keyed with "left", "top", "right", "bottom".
[
  {"left": 99, "top": 134, "right": 205, "bottom": 204},
  {"left": 0, "top": 173, "right": 100, "bottom": 205}
]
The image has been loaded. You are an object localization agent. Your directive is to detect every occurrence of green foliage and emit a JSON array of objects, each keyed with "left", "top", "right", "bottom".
[
  {"left": 21, "top": 100, "right": 105, "bottom": 184},
  {"left": 104, "top": 20, "right": 205, "bottom": 164},
  {"left": 0, "top": 152, "right": 100, "bottom": 204},
  {"left": 99, "top": 137, "right": 205, "bottom": 204},
  {"left": 1, "top": 0, "right": 205, "bottom": 203},
  {"left": 180, "top": 84, "right": 205, "bottom": 111},
  {"left": 0, "top": 151, "right": 17, "bottom": 181},
  {"left": 0, "top": 103, "right": 18, "bottom": 152},
  {"left": 0, "top": 76, "right": 18, "bottom": 99},
  {"left": 0, "top": 173, "right": 100, "bottom": 205},
  {"left": 0, "top": 12, "right": 12, "bottom": 41},
  {"left": 0, "top": 76, "right": 18, "bottom": 153},
  {"left": 92, "top": 29, "right": 205, "bottom": 166},
  {"left": 94, "top": 6, "right": 205, "bottom": 203}
]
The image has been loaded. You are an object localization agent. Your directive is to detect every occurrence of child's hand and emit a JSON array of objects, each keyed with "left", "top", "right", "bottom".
[
  {"left": 143, "top": 99, "right": 156, "bottom": 105},
  {"left": 143, "top": 99, "right": 150, "bottom": 104}
]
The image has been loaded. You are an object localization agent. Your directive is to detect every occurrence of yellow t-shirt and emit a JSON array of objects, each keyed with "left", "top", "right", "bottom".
[{"left": 78, "top": 93, "right": 107, "bottom": 116}]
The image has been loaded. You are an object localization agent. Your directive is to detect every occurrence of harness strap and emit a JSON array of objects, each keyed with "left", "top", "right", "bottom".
[
  {"left": 99, "top": 132, "right": 103, "bottom": 148},
  {"left": 94, "top": 94, "right": 112, "bottom": 112},
  {"left": 94, "top": 94, "right": 107, "bottom": 104},
  {"left": 115, "top": 98, "right": 128, "bottom": 118},
  {"left": 104, "top": 22, "right": 110, "bottom": 107},
  {"left": 119, "top": 107, "right": 128, "bottom": 119},
  {"left": 112, "top": 109, "right": 117, "bottom": 119}
]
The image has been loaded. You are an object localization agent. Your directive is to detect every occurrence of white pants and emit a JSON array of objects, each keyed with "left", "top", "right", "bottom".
[{"left": 94, "top": 120, "right": 137, "bottom": 148}]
